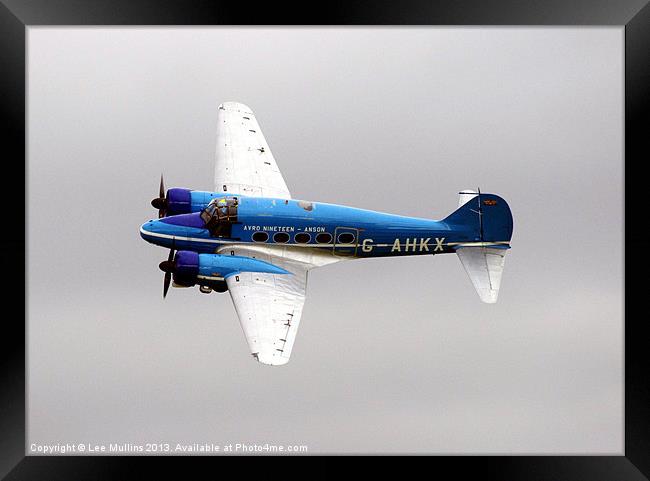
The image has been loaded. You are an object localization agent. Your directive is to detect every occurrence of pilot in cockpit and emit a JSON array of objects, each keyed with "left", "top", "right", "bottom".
[{"left": 201, "top": 196, "right": 238, "bottom": 237}]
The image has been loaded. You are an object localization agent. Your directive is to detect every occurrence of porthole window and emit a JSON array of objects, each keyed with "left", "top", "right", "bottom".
[
  {"left": 273, "top": 232, "right": 289, "bottom": 243},
  {"left": 337, "top": 232, "right": 355, "bottom": 244},
  {"left": 294, "top": 233, "right": 311, "bottom": 244},
  {"left": 316, "top": 232, "right": 332, "bottom": 244},
  {"left": 252, "top": 231, "right": 269, "bottom": 243}
]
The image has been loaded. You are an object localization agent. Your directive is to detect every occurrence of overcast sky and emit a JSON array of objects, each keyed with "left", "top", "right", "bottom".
[{"left": 27, "top": 27, "right": 623, "bottom": 454}]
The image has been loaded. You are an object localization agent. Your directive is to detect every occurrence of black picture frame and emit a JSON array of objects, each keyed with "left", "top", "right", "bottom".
[{"left": 2, "top": 1, "right": 648, "bottom": 478}]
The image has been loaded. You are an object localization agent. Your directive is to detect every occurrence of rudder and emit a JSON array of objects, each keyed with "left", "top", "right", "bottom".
[{"left": 443, "top": 190, "right": 513, "bottom": 244}]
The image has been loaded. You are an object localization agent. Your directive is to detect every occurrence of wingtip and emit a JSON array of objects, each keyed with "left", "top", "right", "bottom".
[
  {"left": 478, "top": 290, "right": 499, "bottom": 304},
  {"left": 252, "top": 352, "right": 290, "bottom": 366},
  {"left": 219, "top": 101, "right": 253, "bottom": 113}
]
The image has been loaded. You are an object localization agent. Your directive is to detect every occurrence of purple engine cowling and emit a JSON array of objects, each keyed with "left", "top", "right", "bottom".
[
  {"left": 173, "top": 250, "right": 199, "bottom": 286},
  {"left": 166, "top": 188, "right": 192, "bottom": 216},
  {"left": 172, "top": 250, "right": 228, "bottom": 292}
]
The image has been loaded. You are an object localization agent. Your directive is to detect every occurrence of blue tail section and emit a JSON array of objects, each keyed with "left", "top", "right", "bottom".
[{"left": 443, "top": 193, "right": 514, "bottom": 243}]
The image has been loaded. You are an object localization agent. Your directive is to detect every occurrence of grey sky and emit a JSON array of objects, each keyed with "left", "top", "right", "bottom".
[{"left": 27, "top": 27, "right": 623, "bottom": 454}]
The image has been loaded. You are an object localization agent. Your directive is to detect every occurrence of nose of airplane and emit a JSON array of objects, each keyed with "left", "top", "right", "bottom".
[
  {"left": 140, "top": 219, "right": 161, "bottom": 242},
  {"left": 140, "top": 213, "right": 203, "bottom": 246}
]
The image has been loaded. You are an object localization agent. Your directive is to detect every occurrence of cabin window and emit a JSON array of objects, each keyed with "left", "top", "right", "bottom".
[
  {"left": 316, "top": 233, "right": 332, "bottom": 244},
  {"left": 294, "top": 233, "right": 311, "bottom": 244},
  {"left": 252, "top": 232, "right": 269, "bottom": 243},
  {"left": 337, "top": 232, "right": 355, "bottom": 244},
  {"left": 273, "top": 232, "right": 289, "bottom": 243}
]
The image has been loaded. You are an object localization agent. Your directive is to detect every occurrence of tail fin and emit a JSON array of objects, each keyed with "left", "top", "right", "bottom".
[{"left": 443, "top": 190, "right": 513, "bottom": 304}]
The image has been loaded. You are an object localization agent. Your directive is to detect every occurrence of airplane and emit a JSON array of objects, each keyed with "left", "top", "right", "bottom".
[{"left": 140, "top": 102, "right": 514, "bottom": 366}]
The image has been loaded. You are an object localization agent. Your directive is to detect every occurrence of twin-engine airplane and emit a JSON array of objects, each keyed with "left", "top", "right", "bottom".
[{"left": 141, "top": 102, "right": 514, "bottom": 365}]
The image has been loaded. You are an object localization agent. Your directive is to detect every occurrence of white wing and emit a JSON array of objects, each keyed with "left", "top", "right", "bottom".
[
  {"left": 219, "top": 245, "right": 341, "bottom": 365},
  {"left": 215, "top": 102, "right": 291, "bottom": 199}
]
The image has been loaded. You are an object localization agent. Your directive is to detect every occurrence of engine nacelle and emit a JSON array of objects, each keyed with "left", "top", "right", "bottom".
[
  {"left": 154, "top": 183, "right": 240, "bottom": 219},
  {"left": 165, "top": 188, "right": 192, "bottom": 216},
  {"left": 170, "top": 251, "right": 290, "bottom": 293},
  {"left": 172, "top": 251, "right": 226, "bottom": 291},
  {"left": 172, "top": 250, "right": 199, "bottom": 286},
  {"left": 152, "top": 174, "right": 225, "bottom": 218}
]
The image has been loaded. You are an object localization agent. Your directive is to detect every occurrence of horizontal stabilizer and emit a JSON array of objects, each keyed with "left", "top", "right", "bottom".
[{"left": 456, "top": 246, "right": 507, "bottom": 304}]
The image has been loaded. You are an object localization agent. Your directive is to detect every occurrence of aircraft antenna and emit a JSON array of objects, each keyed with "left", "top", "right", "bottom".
[{"left": 477, "top": 187, "right": 484, "bottom": 242}]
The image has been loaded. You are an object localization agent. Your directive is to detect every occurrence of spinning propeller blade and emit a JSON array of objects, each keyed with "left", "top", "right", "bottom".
[
  {"left": 159, "top": 174, "right": 165, "bottom": 199},
  {"left": 163, "top": 271, "right": 171, "bottom": 298},
  {"left": 151, "top": 173, "right": 167, "bottom": 218},
  {"left": 159, "top": 243, "right": 175, "bottom": 299}
]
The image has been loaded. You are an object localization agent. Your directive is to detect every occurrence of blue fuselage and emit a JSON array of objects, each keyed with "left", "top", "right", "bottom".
[{"left": 140, "top": 193, "right": 486, "bottom": 258}]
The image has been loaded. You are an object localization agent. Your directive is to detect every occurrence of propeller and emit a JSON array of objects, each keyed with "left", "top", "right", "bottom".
[
  {"left": 158, "top": 245, "right": 176, "bottom": 299},
  {"left": 151, "top": 174, "right": 167, "bottom": 218}
]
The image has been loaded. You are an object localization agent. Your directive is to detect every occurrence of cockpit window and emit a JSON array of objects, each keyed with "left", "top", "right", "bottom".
[{"left": 201, "top": 196, "right": 239, "bottom": 237}]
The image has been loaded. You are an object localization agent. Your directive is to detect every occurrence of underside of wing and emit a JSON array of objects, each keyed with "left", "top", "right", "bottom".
[
  {"left": 220, "top": 245, "right": 341, "bottom": 365},
  {"left": 215, "top": 102, "right": 291, "bottom": 199}
]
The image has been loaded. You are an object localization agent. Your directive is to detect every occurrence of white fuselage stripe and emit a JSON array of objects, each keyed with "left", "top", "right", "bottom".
[
  {"left": 140, "top": 227, "right": 223, "bottom": 244},
  {"left": 140, "top": 227, "right": 509, "bottom": 249}
]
